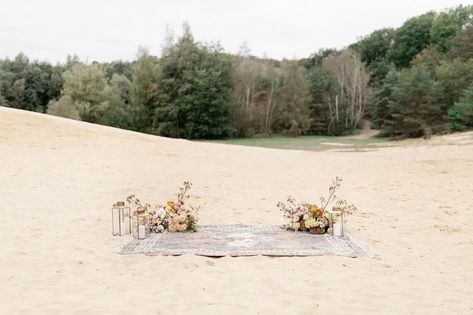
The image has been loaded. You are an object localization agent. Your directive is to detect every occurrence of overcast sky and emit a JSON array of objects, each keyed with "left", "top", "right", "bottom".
[{"left": 1, "top": 0, "right": 473, "bottom": 63}]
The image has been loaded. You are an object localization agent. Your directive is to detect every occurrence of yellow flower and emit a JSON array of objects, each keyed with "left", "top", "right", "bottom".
[
  {"left": 304, "top": 217, "right": 318, "bottom": 229},
  {"left": 309, "top": 205, "right": 324, "bottom": 218},
  {"left": 166, "top": 201, "right": 175, "bottom": 211},
  {"left": 309, "top": 205, "right": 319, "bottom": 213}
]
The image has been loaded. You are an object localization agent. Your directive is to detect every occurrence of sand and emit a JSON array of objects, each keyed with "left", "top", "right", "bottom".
[{"left": 1, "top": 106, "right": 473, "bottom": 314}]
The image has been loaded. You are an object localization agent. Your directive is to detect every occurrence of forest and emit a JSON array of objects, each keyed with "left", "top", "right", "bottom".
[{"left": 1, "top": 5, "right": 473, "bottom": 139}]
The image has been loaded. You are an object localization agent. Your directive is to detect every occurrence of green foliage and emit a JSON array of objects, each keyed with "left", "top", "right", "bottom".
[
  {"left": 303, "top": 49, "right": 371, "bottom": 136},
  {"left": 153, "top": 26, "right": 234, "bottom": 139},
  {"left": 386, "top": 67, "right": 443, "bottom": 137},
  {"left": 0, "top": 90, "right": 8, "bottom": 106},
  {"left": 304, "top": 66, "right": 339, "bottom": 134},
  {"left": 103, "top": 60, "right": 133, "bottom": 81},
  {"left": 49, "top": 63, "right": 133, "bottom": 129},
  {"left": 6, "top": 78, "right": 25, "bottom": 109},
  {"left": 388, "top": 13, "right": 435, "bottom": 68},
  {"left": 448, "top": 85, "right": 473, "bottom": 131},
  {"left": 352, "top": 28, "right": 394, "bottom": 66},
  {"left": 431, "top": 5, "right": 473, "bottom": 53},
  {"left": 436, "top": 58, "right": 473, "bottom": 111},
  {"left": 62, "top": 64, "right": 107, "bottom": 108},
  {"left": 110, "top": 73, "right": 132, "bottom": 105},
  {"left": 411, "top": 45, "right": 442, "bottom": 77},
  {"left": 0, "top": 53, "right": 60, "bottom": 112},
  {"left": 47, "top": 95, "right": 80, "bottom": 120},
  {"left": 131, "top": 48, "right": 160, "bottom": 132},
  {"left": 451, "top": 25, "right": 473, "bottom": 60},
  {"left": 271, "top": 60, "right": 310, "bottom": 136},
  {"left": 360, "top": 5, "right": 473, "bottom": 137},
  {"left": 369, "top": 70, "right": 400, "bottom": 130},
  {"left": 299, "top": 49, "right": 337, "bottom": 69},
  {"left": 48, "top": 65, "right": 64, "bottom": 102}
]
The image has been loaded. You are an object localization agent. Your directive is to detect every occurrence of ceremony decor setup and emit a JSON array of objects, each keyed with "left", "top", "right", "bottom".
[
  {"left": 112, "top": 181, "right": 199, "bottom": 239},
  {"left": 277, "top": 177, "right": 357, "bottom": 237},
  {"left": 113, "top": 178, "right": 369, "bottom": 258}
]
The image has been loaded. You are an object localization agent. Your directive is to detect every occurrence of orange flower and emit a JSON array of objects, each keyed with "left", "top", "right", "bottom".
[
  {"left": 169, "top": 214, "right": 188, "bottom": 232},
  {"left": 309, "top": 205, "right": 324, "bottom": 218}
]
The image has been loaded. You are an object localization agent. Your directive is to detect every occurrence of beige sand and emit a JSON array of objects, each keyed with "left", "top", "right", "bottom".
[{"left": 1, "top": 106, "right": 473, "bottom": 314}]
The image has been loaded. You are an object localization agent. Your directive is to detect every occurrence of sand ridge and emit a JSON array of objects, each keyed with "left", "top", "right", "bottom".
[{"left": 1, "top": 107, "right": 473, "bottom": 314}]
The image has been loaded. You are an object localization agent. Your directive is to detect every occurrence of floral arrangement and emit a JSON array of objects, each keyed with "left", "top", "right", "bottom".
[
  {"left": 277, "top": 177, "right": 357, "bottom": 235},
  {"left": 126, "top": 181, "right": 199, "bottom": 233}
]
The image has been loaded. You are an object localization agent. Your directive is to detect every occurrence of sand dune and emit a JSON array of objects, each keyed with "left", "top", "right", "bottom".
[{"left": 1, "top": 106, "right": 473, "bottom": 314}]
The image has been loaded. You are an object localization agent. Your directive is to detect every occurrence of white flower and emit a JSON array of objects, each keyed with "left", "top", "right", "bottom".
[{"left": 157, "top": 207, "right": 166, "bottom": 218}]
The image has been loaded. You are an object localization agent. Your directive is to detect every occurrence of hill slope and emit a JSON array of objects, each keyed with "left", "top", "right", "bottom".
[{"left": 1, "top": 107, "right": 473, "bottom": 314}]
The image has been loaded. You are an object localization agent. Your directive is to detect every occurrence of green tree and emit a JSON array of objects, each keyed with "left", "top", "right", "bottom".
[
  {"left": 7, "top": 79, "right": 26, "bottom": 109},
  {"left": 48, "top": 65, "right": 64, "bottom": 101},
  {"left": 103, "top": 60, "right": 133, "bottom": 81},
  {"left": 131, "top": 48, "right": 160, "bottom": 132},
  {"left": 436, "top": 58, "right": 473, "bottom": 111},
  {"left": 61, "top": 63, "right": 108, "bottom": 121},
  {"left": 47, "top": 95, "right": 80, "bottom": 120},
  {"left": 386, "top": 68, "right": 443, "bottom": 137},
  {"left": 110, "top": 73, "right": 132, "bottom": 105},
  {"left": 153, "top": 25, "right": 234, "bottom": 139},
  {"left": 352, "top": 28, "right": 394, "bottom": 66},
  {"left": 431, "top": 5, "right": 473, "bottom": 53},
  {"left": 48, "top": 63, "right": 133, "bottom": 128},
  {"left": 0, "top": 91, "right": 7, "bottom": 107},
  {"left": 448, "top": 84, "right": 473, "bottom": 131},
  {"left": 451, "top": 25, "right": 473, "bottom": 60},
  {"left": 271, "top": 60, "right": 310, "bottom": 136},
  {"left": 369, "top": 70, "right": 400, "bottom": 131},
  {"left": 388, "top": 13, "right": 435, "bottom": 68},
  {"left": 351, "top": 29, "right": 395, "bottom": 85},
  {"left": 300, "top": 49, "right": 337, "bottom": 70},
  {"left": 0, "top": 53, "right": 65, "bottom": 112},
  {"left": 304, "top": 66, "right": 339, "bottom": 134},
  {"left": 411, "top": 45, "right": 442, "bottom": 77}
]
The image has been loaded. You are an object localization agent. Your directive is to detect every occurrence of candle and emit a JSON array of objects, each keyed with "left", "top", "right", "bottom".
[
  {"left": 138, "top": 225, "right": 146, "bottom": 239},
  {"left": 333, "top": 222, "right": 341, "bottom": 237}
]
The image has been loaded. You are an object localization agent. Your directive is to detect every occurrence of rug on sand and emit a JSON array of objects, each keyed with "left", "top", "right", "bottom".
[{"left": 115, "top": 225, "right": 369, "bottom": 257}]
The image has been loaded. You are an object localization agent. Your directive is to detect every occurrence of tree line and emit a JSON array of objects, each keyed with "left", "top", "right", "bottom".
[
  {"left": 1, "top": 6, "right": 473, "bottom": 139},
  {"left": 349, "top": 5, "right": 473, "bottom": 137}
]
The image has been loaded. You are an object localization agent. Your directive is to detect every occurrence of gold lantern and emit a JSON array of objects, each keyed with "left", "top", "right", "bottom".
[
  {"left": 112, "top": 201, "right": 131, "bottom": 236},
  {"left": 131, "top": 208, "right": 150, "bottom": 239}
]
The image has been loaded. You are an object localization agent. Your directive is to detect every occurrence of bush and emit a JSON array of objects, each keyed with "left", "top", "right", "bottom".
[
  {"left": 448, "top": 84, "right": 473, "bottom": 131},
  {"left": 47, "top": 95, "right": 80, "bottom": 120}
]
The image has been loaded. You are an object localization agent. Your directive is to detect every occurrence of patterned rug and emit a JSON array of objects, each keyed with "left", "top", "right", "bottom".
[{"left": 115, "top": 225, "right": 369, "bottom": 257}]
